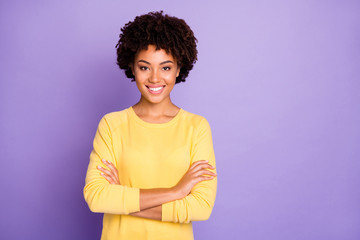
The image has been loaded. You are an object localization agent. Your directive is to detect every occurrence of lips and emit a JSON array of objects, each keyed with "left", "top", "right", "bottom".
[
  {"left": 146, "top": 85, "right": 165, "bottom": 88},
  {"left": 146, "top": 85, "right": 165, "bottom": 95}
]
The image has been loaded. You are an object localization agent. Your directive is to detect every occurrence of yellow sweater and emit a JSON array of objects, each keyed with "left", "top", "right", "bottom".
[{"left": 83, "top": 106, "right": 217, "bottom": 240}]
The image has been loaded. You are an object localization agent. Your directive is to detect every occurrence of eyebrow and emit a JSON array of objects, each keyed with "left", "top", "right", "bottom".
[{"left": 137, "top": 60, "right": 174, "bottom": 65}]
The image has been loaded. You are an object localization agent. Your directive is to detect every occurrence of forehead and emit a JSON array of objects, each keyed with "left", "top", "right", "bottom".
[{"left": 135, "top": 45, "right": 175, "bottom": 62}]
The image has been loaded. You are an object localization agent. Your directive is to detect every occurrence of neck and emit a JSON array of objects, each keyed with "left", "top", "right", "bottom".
[{"left": 133, "top": 96, "right": 178, "bottom": 117}]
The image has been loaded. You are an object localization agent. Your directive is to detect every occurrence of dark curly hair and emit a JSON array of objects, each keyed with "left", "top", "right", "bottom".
[{"left": 115, "top": 10, "right": 198, "bottom": 84}]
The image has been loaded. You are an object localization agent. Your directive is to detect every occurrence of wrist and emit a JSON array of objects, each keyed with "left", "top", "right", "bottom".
[{"left": 170, "top": 185, "right": 184, "bottom": 200}]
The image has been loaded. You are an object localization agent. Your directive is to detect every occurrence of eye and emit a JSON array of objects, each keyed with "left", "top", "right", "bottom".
[
  {"left": 162, "top": 66, "right": 171, "bottom": 71},
  {"left": 139, "top": 66, "right": 149, "bottom": 71}
]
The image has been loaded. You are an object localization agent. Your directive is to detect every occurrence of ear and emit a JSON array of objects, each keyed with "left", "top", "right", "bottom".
[{"left": 176, "top": 66, "right": 180, "bottom": 78}]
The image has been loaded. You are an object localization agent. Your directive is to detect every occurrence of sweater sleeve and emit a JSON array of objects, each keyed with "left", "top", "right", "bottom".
[
  {"left": 83, "top": 115, "right": 140, "bottom": 214},
  {"left": 161, "top": 118, "right": 217, "bottom": 223}
]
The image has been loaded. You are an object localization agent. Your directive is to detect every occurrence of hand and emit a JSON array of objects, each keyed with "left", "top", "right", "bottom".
[
  {"left": 97, "top": 159, "right": 120, "bottom": 185},
  {"left": 172, "top": 160, "right": 216, "bottom": 199}
]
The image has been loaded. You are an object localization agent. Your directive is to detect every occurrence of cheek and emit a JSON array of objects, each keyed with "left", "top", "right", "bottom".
[
  {"left": 164, "top": 71, "right": 178, "bottom": 84},
  {"left": 134, "top": 72, "right": 149, "bottom": 85}
]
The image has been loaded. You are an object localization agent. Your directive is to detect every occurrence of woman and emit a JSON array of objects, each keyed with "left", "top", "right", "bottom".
[{"left": 83, "top": 10, "right": 217, "bottom": 240}]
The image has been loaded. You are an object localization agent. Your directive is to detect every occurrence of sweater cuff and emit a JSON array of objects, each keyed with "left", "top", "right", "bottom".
[
  {"left": 161, "top": 201, "right": 174, "bottom": 222},
  {"left": 126, "top": 187, "right": 140, "bottom": 213}
]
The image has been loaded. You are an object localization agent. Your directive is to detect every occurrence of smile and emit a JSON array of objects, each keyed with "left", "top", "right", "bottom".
[{"left": 146, "top": 86, "right": 165, "bottom": 95}]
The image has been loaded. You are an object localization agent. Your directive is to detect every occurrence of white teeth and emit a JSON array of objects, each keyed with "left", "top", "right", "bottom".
[{"left": 149, "top": 87, "right": 163, "bottom": 91}]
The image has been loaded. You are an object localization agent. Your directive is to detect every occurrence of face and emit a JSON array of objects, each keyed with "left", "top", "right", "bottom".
[{"left": 131, "top": 44, "right": 180, "bottom": 105}]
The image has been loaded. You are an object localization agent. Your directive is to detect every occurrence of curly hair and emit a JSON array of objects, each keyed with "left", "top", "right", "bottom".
[{"left": 115, "top": 10, "right": 198, "bottom": 84}]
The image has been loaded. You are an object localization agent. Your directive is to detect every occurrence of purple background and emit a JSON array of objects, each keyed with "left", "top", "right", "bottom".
[{"left": 1, "top": 0, "right": 360, "bottom": 239}]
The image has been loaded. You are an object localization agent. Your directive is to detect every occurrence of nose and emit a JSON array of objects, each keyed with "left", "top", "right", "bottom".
[{"left": 149, "top": 69, "right": 160, "bottom": 83}]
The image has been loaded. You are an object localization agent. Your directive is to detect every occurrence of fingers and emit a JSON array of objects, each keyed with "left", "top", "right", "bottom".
[
  {"left": 100, "top": 171, "right": 116, "bottom": 184},
  {"left": 97, "top": 165, "right": 117, "bottom": 183},
  {"left": 187, "top": 161, "right": 217, "bottom": 185},
  {"left": 191, "top": 174, "right": 216, "bottom": 187},
  {"left": 191, "top": 160, "right": 209, "bottom": 168},
  {"left": 197, "top": 169, "right": 217, "bottom": 177},
  {"left": 102, "top": 159, "right": 119, "bottom": 179},
  {"left": 199, "top": 175, "right": 215, "bottom": 182},
  {"left": 191, "top": 161, "right": 214, "bottom": 171},
  {"left": 191, "top": 161, "right": 215, "bottom": 173},
  {"left": 97, "top": 159, "right": 119, "bottom": 184},
  {"left": 200, "top": 175, "right": 215, "bottom": 181},
  {"left": 192, "top": 161, "right": 217, "bottom": 180}
]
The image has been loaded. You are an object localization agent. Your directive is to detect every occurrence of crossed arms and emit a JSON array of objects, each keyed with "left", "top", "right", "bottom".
[{"left": 83, "top": 116, "right": 217, "bottom": 223}]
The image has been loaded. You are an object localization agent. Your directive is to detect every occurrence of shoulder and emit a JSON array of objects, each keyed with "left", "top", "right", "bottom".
[
  {"left": 102, "top": 108, "right": 128, "bottom": 122},
  {"left": 97, "top": 108, "right": 130, "bottom": 132},
  {"left": 181, "top": 109, "right": 212, "bottom": 130}
]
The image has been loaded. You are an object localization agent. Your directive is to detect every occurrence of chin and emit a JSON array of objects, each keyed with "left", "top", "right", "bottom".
[{"left": 145, "top": 96, "right": 166, "bottom": 104}]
